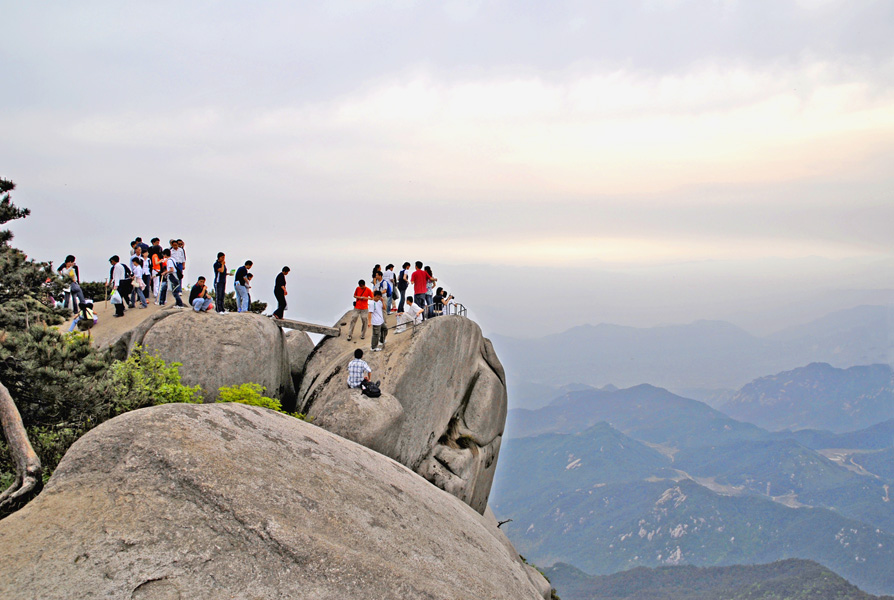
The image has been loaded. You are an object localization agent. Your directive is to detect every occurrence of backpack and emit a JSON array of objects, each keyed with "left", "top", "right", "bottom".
[
  {"left": 360, "top": 379, "right": 382, "bottom": 398},
  {"left": 122, "top": 263, "right": 132, "bottom": 279},
  {"left": 77, "top": 306, "right": 95, "bottom": 330}
]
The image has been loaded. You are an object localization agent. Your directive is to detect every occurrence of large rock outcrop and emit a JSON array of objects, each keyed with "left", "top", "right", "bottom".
[
  {"left": 110, "top": 311, "right": 295, "bottom": 403},
  {"left": 0, "top": 403, "right": 546, "bottom": 599},
  {"left": 298, "top": 313, "right": 507, "bottom": 514}
]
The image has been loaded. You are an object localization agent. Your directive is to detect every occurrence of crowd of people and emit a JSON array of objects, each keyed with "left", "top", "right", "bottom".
[
  {"left": 53, "top": 237, "right": 292, "bottom": 323},
  {"left": 344, "top": 261, "right": 460, "bottom": 393},
  {"left": 56, "top": 244, "right": 465, "bottom": 394},
  {"left": 345, "top": 261, "right": 457, "bottom": 350},
  {"left": 55, "top": 240, "right": 461, "bottom": 352}
]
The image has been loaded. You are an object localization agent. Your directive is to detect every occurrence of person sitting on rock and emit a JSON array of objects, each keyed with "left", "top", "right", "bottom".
[
  {"left": 68, "top": 299, "right": 97, "bottom": 332},
  {"left": 368, "top": 290, "right": 387, "bottom": 351},
  {"left": 189, "top": 276, "right": 214, "bottom": 312},
  {"left": 346, "top": 279, "right": 373, "bottom": 341},
  {"left": 395, "top": 296, "right": 423, "bottom": 333},
  {"left": 346, "top": 348, "right": 372, "bottom": 389}
]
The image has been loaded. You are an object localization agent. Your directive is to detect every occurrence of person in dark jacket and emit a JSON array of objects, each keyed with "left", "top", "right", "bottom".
[{"left": 272, "top": 266, "right": 290, "bottom": 319}]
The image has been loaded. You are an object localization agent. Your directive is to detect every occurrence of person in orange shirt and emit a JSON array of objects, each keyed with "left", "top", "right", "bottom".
[{"left": 346, "top": 279, "right": 373, "bottom": 341}]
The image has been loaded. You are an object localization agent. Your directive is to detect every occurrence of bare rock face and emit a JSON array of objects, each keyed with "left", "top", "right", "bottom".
[
  {"left": 0, "top": 403, "right": 544, "bottom": 600},
  {"left": 110, "top": 311, "right": 294, "bottom": 403},
  {"left": 284, "top": 330, "right": 315, "bottom": 382},
  {"left": 298, "top": 313, "right": 507, "bottom": 514}
]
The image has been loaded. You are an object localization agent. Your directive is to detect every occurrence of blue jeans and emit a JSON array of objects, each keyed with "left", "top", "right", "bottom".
[
  {"left": 160, "top": 275, "right": 183, "bottom": 307},
  {"left": 234, "top": 282, "right": 249, "bottom": 312},
  {"left": 131, "top": 285, "right": 147, "bottom": 308},
  {"left": 192, "top": 297, "right": 212, "bottom": 312}
]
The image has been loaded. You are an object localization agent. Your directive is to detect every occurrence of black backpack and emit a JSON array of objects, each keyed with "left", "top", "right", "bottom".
[{"left": 361, "top": 379, "right": 382, "bottom": 398}]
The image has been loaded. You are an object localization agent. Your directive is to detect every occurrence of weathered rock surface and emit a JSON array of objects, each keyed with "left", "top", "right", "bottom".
[
  {"left": 284, "top": 330, "right": 315, "bottom": 383},
  {"left": 110, "top": 311, "right": 294, "bottom": 403},
  {"left": 298, "top": 313, "right": 507, "bottom": 514},
  {"left": 0, "top": 403, "right": 544, "bottom": 600}
]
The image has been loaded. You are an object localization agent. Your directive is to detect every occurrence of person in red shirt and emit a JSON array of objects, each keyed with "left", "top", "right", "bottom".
[
  {"left": 346, "top": 279, "right": 373, "bottom": 341},
  {"left": 410, "top": 260, "right": 433, "bottom": 316}
]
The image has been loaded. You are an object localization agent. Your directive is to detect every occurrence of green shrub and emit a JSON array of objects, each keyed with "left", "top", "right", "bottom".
[
  {"left": 79, "top": 281, "right": 108, "bottom": 303},
  {"left": 217, "top": 382, "right": 281, "bottom": 410},
  {"left": 209, "top": 291, "right": 267, "bottom": 314},
  {"left": 0, "top": 342, "right": 202, "bottom": 482},
  {"left": 107, "top": 346, "right": 203, "bottom": 414},
  {"left": 217, "top": 383, "right": 312, "bottom": 421}
]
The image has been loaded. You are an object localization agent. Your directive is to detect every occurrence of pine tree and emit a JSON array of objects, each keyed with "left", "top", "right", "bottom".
[{"left": 0, "top": 176, "right": 65, "bottom": 330}]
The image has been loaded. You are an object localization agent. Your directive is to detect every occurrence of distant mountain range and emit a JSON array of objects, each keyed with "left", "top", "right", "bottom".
[
  {"left": 773, "top": 419, "right": 894, "bottom": 451},
  {"left": 506, "top": 384, "right": 766, "bottom": 447},
  {"left": 493, "top": 385, "right": 894, "bottom": 595},
  {"left": 490, "top": 305, "right": 893, "bottom": 409},
  {"left": 721, "top": 363, "right": 894, "bottom": 433},
  {"left": 545, "top": 559, "right": 894, "bottom": 600}
]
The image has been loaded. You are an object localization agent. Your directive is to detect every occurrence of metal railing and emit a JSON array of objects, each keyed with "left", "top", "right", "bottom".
[{"left": 387, "top": 301, "right": 468, "bottom": 335}]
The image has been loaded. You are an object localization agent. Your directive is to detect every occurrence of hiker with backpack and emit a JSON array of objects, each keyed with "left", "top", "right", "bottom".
[
  {"left": 108, "top": 255, "right": 133, "bottom": 317},
  {"left": 68, "top": 299, "right": 97, "bottom": 332},
  {"left": 346, "top": 348, "right": 381, "bottom": 397},
  {"left": 158, "top": 249, "right": 184, "bottom": 308}
]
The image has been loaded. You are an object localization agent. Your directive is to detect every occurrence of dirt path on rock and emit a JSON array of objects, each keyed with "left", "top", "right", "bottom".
[{"left": 62, "top": 297, "right": 181, "bottom": 349}]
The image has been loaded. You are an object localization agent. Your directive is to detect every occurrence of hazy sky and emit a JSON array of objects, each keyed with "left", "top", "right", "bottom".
[{"left": 2, "top": 1, "right": 892, "bottom": 336}]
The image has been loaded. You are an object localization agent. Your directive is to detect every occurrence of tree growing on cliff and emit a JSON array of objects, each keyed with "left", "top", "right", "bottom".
[
  {"left": 0, "top": 177, "right": 54, "bottom": 515},
  {"left": 0, "top": 179, "right": 200, "bottom": 515}
]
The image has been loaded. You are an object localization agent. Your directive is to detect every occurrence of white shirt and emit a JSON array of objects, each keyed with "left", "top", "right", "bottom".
[
  {"left": 111, "top": 263, "right": 126, "bottom": 283},
  {"left": 170, "top": 247, "right": 185, "bottom": 263},
  {"left": 405, "top": 303, "right": 423, "bottom": 323},
  {"left": 368, "top": 300, "right": 385, "bottom": 326},
  {"left": 382, "top": 270, "right": 395, "bottom": 285},
  {"left": 131, "top": 263, "right": 144, "bottom": 279}
]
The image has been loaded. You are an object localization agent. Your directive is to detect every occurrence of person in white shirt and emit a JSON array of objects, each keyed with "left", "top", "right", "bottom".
[
  {"left": 158, "top": 249, "right": 184, "bottom": 308},
  {"left": 169, "top": 239, "right": 186, "bottom": 285},
  {"left": 108, "top": 255, "right": 129, "bottom": 317},
  {"left": 368, "top": 290, "right": 387, "bottom": 351},
  {"left": 130, "top": 256, "right": 148, "bottom": 308},
  {"left": 395, "top": 296, "right": 423, "bottom": 333}
]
